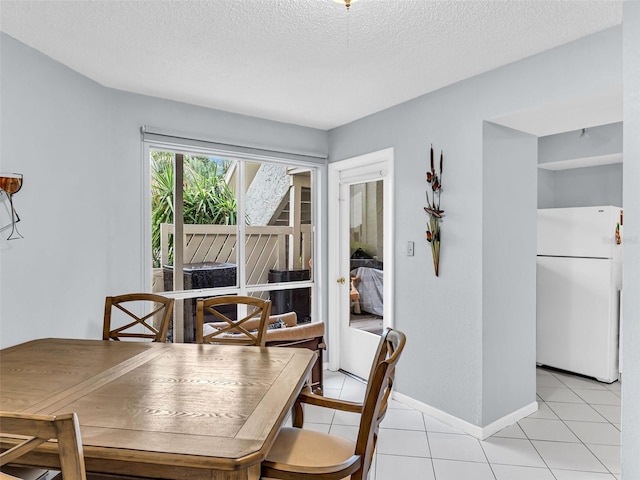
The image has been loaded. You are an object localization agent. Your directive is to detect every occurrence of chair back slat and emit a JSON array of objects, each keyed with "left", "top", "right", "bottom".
[
  {"left": 103, "top": 293, "right": 174, "bottom": 342},
  {"left": 354, "top": 328, "right": 406, "bottom": 480},
  {"left": 0, "top": 412, "right": 86, "bottom": 480},
  {"left": 196, "top": 296, "right": 271, "bottom": 346}
]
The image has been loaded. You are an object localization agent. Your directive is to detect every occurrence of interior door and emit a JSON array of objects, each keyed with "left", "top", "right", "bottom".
[{"left": 328, "top": 149, "right": 394, "bottom": 380}]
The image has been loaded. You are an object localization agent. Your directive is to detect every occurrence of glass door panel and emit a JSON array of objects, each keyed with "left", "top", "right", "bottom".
[
  {"left": 349, "top": 180, "right": 383, "bottom": 335},
  {"left": 150, "top": 149, "right": 238, "bottom": 341},
  {"left": 243, "top": 161, "right": 313, "bottom": 323}
]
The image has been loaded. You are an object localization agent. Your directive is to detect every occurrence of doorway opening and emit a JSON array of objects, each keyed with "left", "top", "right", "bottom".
[{"left": 327, "top": 148, "right": 394, "bottom": 379}]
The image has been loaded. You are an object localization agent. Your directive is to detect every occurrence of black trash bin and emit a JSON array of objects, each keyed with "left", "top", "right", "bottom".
[
  {"left": 163, "top": 262, "right": 237, "bottom": 342},
  {"left": 268, "top": 269, "right": 311, "bottom": 323}
]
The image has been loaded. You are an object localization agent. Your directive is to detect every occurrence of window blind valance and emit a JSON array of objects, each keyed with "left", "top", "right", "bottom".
[{"left": 141, "top": 126, "right": 327, "bottom": 164}]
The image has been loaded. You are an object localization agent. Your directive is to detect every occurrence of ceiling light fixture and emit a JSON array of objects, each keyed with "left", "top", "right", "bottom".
[
  {"left": 334, "top": 0, "right": 358, "bottom": 10},
  {"left": 333, "top": 0, "right": 358, "bottom": 48}
]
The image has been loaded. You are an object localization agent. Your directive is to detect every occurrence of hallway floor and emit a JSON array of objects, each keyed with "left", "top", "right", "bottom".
[{"left": 293, "top": 367, "right": 621, "bottom": 479}]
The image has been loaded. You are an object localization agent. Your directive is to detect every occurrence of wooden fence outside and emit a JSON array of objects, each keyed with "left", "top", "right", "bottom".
[{"left": 160, "top": 223, "right": 312, "bottom": 286}]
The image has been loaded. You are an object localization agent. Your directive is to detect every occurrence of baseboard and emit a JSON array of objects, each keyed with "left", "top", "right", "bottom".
[
  {"left": 479, "top": 401, "right": 539, "bottom": 439},
  {"left": 392, "top": 391, "right": 538, "bottom": 440}
]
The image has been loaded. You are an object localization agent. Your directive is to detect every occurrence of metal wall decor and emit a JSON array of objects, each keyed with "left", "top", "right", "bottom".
[
  {"left": 424, "top": 145, "right": 444, "bottom": 276},
  {"left": 0, "top": 172, "right": 24, "bottom": 240}
]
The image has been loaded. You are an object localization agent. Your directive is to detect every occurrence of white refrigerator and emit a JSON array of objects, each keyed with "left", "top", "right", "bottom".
[{"left": 537, "top": 206, "right": 623, "bottom": 383}]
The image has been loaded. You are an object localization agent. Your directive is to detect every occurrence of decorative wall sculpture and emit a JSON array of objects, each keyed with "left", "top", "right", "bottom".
[{"left": 424, "top": 145, "right": 444, "bottom": 276}]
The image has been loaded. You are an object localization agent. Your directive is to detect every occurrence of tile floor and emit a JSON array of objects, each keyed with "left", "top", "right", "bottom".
[{"left": 291, "top": 367, "right": 621, "bottom": 480}]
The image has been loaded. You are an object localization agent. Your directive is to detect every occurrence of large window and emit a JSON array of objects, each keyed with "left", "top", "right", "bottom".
[{"left": 147, "top": 146, "right": 316, "bottom": 342}]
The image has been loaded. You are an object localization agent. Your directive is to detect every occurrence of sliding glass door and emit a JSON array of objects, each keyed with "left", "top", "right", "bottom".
[{"left": 147, "top": 146, "right": 315, "bottom": 342}]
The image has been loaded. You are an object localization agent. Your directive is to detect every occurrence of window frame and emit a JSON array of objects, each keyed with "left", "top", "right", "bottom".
[{"left": 142, "top": 141, "right": 318, "bottom": 342}]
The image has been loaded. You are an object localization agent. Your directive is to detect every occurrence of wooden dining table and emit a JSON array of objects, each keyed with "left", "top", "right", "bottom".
[{"left": 0, "top": 338, "right": 316, "bottom": 480}]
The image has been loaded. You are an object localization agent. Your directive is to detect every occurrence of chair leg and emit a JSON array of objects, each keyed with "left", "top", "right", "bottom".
[{"left": 292, "top": 400, "right": 305, "bottom": 428}]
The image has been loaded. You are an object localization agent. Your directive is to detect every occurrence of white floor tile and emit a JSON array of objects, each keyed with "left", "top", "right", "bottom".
[
  {"left": 591, "top": 404, "right": 621, "bottom": 424},
  {"left": 320, "top": 368, "right": 623, "bottom": 480},
  {"left": 328, "top": 424, "right": 359, "bottom": 442},
  {"left": 565, "top": 421, "right": 621, "bottom": 445},
  {"left": 431, "top": 459, "right": 495, "bottom": 480},
  {"left": 551, "top": 470, "right": 617, "bottom": 479},
  {"left": 301, "top": 403, "right": 335, "bottom": 424},
  {"left": 375, "top": 454, "right": 435, "bottom": 480},
  {"left": 388, "top": 398, "right": 412, "bottom": 410},
  {"left": 536, "top": 386, "right": 585, "bottom": 403},
  {"left": 527, "top": 402, "right": 559, "bottom": 420},
  {"left": 546, "top": 401, "right": 608, "bottom": 422},
  {"left": 339, "top": 378, "right": 367, "bottom": 402},
  {"left": 343, "top": 374, "right": 366, "bottom": 385},
  {"left": 481, "top": 436, "right": 546, "bottom": 467},
  {"left": 332, "top": 409, "right": 360, "bottom": 426},
  {"left": 323, "top": 370, "right": 346, "bottom": 389},
  {"left": 492, "top": 464, "right": 556, "bottom": 480},
  {"left": 376, "top": 428, "right": 430, "bottom": 457},
  {"left": 604, "top": 381, "right": 621, "bottom": 393},
  {"left": 321, "top": 387, "right": 342, "bottom": 398},
  {"left": 492, "top": 423, "right": 527, "bottom": 439},
  {"left": 537, "top": 374, "right": 566, "bottom": 388},
  {"left": 380, "top": 409, "right": 426, "bottom": 431},
  {"left": 554, "top": 373, "right": 609, "bottom": 390},
  {"left": 423, "top": 415, "right": 465, "bottom": 434},
  {"left": 532, "top": 440, "right": 608, "bottom": 472},
  {"left": 428, "top": 432, "right": 487, "bottom": 463},
  {"left": 572, "top": 389, "right": 622, "bottom": 406},
  {"left": 587, "top": 444, "right": 621, "bottom": 474},
  {"left": 519, "top": 418, "right": 580, "bottom": 442}
]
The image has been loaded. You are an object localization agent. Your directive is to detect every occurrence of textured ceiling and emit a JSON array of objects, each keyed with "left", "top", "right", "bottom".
[{"left": 0, "top": 0, "right": 623, "bottom": 130}]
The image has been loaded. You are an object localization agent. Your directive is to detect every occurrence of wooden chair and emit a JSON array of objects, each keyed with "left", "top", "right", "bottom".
[
  {"left": 0, "top": 412, "right": 86, "bottom": 480},
  {"left": 261, "top": 328, "right": 406, "bottom": 480},
  {"left": 263, "top": 313, "right": 326, "bottom": 395},
  {"left": 196, "top": 295, "right": 272, "bottom": 346},
  {"left": 103, "top": 293, "right": 174, "bottom": 342}
]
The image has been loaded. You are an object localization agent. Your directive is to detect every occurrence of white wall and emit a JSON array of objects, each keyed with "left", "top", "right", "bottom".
[
  {"left": 621, "top": 1, "right": 640, "bottom": 477},
  {"left": 0, "top": 32, "right": 328, "bottom": 348},
  {"left": 538, "top": 163, "right": 623, "bottom": 208},
  {"left": 328, "top": 26, "right": 623, "bottom": 428},
  {"left": 537, "top": 122, "right": 623, "bottom": 208},
  {"left": 482, "top": 122, "right": 537, "bottom": 425},
  {"left": 553, "top": 164, "right": 623, "bottom": 207},
  {"left": 538, "top": 122, "right": 622, "bottom": 166},
  {"left": 0, "top": 34, "right": 111, "bottom": 344},
  {"left": 537, "top": 169, "right": 556, "bottom": 208}
]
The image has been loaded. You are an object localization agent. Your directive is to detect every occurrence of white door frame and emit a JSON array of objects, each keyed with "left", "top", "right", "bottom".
[{"left": 327, "top": 148, "right": 394, "bottom": 371}]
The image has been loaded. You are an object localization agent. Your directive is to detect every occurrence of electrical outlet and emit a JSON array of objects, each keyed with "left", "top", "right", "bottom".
[{"left": 407, "top": 241, "right": 414, "bottom": 256}]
